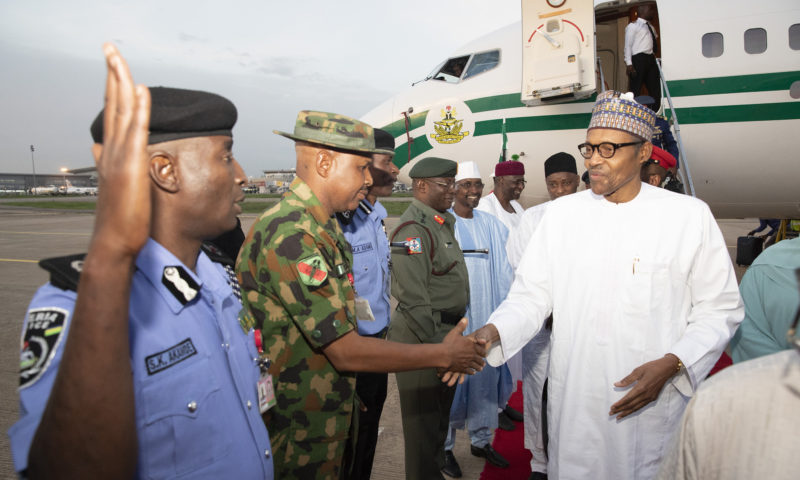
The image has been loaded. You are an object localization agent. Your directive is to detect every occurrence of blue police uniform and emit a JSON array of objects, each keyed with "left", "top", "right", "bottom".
[
  {"left": 337, "top": 198, "right": 392, "bottom": 479},
  {"left": 8, "top": 238, "right": 273, "bottom": 479},
  {"left": 340, "top": 199, "right": 391, "bottom": 335}
]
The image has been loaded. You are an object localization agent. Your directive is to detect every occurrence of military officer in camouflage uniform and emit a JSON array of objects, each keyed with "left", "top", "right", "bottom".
[
  {"left": 236, "top": 112, "right": 486, "bottom": 480},
  {"left": 388, "top": 157, "right": 470, "bottom": 479}
]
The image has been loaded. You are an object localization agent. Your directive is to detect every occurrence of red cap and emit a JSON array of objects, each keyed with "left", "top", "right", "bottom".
[
  {"left": 494, "top": 160, "right": 525, "bottom": 176},
  {"left": 650, "top": 146, "right": 676, "bottom": 169}
]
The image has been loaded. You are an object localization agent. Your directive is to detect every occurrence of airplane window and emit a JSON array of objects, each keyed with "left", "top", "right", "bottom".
[
  {"left": 790, "top": 24, "right": 800, "bottom": 50},
  {"left": 432, "top": 55, "right": 471, "bottom": 83},
  {"left": 744, "top": 28, "right": 767, "bottom": 54},
  {"left": 463, "top": 50, "right": 500, "bottom": 80},
  {"left": 702, "top": 32, "right": 724, "bottom": 58}
]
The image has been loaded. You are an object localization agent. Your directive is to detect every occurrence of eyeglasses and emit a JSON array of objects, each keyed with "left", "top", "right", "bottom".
[
  {"left": 456, "top": 181, "right": 484, "bottom": 190},
  {"left": 578, "top": 141, "right": 644, "bottom": 159},
  {"left": 425, "top": 179, "right": 456, "bottom": 190}
]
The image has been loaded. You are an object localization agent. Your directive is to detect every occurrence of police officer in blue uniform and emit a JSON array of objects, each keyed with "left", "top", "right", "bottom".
[{"left": 8, "top": 45, "right": 273, "bottom": 479}]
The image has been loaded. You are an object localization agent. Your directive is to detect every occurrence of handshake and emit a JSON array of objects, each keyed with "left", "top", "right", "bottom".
[{"left": 437, "top": 320, "right": 500, "bottom": 386}]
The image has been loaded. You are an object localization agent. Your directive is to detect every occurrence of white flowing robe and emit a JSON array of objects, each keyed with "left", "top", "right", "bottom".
[
  {"left": 448, "top": 210, "right": 515, "bottom": 435},
  {"left": 487, "top": 184, "right": 744, "bottom": 480},
  {"left": 476, "top": 192, "right": 524, "bottom": 231},
  {"left": 506, "top": 201, "right": 551, "bottom": 472},
  {"left": 476, "top": 191, "right": 525, "bottom": 383}
]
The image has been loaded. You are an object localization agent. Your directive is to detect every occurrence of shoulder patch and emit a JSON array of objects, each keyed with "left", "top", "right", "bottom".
[
  {"left": 145, "top": 339, "right": 198, "bottom": 375},
  {"left": 406, "top": 237, "right": 423, "bottom": 254},
  {"left": 20, "top": 307, "right": 69, "bottom": 389},
  {"left": 297, "top": 254, "right": 328, "bottom": 286}
]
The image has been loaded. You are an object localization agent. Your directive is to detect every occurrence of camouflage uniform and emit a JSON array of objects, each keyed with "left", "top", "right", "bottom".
[
  {"left": 237, "top": 177, "right": 357, "bottom": 480},
  {"left": 389, "top": 198, "right": 470, "bottom": 479}
]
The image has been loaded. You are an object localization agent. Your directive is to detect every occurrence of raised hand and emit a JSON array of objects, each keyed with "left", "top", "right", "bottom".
[{"left": 91, "top": 43, "right": 151, "bottom": 260}]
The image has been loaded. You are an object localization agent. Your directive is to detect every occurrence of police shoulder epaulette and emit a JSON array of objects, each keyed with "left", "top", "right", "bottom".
[
  {"left": 38, "top": 253, "right": 87, "bottom": 292},
  {"left": 201, "top": 241, "right": 235, "bottom": 267}
]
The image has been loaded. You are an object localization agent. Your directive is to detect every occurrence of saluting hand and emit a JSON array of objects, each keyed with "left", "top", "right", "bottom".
[
  {"left": 609, "top": 354, "right": 681, "bottom": 420},
  {"left": 91, "top": 43, "right": 151, "bottom": 260}
]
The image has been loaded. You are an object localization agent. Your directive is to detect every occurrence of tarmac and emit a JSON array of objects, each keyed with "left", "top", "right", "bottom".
[{"left": 0, "top": 205, "right": 752, "bottom": 479}]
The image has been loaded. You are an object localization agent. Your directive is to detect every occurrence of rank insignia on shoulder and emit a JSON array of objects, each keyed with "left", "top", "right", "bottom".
[
  {"left": 162, "top": 266, "right": 200, "bottom": 305},
  {"left": 433, "top": 214, "right": 445, "bottom": 225},
  {"left": 297, "top": 254, "right": 328, "bottom": 286},
  {"left": 20, "top": 307, "right": 69, "bottom": 389},
  {"left": 406, "top": 237, "right": 423, "bottom": 254}
]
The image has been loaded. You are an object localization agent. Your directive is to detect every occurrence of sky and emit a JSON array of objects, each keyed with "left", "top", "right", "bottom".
[{"left": 0, "top": 0, "right": 519, "bottom": 178}]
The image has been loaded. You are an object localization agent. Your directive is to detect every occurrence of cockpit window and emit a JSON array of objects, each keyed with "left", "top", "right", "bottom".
[
  {"left": 430, "top": 55, "right": 470, "bottom": 83},
  {"left": 463, "top": 49, "right": 500, "bottom": 79}
]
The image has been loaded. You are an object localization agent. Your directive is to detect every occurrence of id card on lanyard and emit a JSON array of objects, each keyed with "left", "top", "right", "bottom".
[{"left": 254, "top": 329, "right": 276, "bottom": 413}]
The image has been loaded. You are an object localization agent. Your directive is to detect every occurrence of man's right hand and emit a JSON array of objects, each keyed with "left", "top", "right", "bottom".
[
  {"left": 626, "top": 65, "right": 636, "bottom": 76},
  {"left": 441, "top": 318, "right": 486, "bottom": 373},
  {"left": 91, "top": 43, "right": 152, "bottom": 261}
]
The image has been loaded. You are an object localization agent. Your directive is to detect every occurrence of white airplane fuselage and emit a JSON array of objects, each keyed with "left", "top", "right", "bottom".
[{"left": 362, "top": 0, "right": 800, "bottom": 218}]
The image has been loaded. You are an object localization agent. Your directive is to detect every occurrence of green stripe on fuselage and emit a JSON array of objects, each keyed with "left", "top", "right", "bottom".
[
  {"left": 667, "top": 101, "right": 800, "bottom": 124},
  {"left": 666, "top": 70, "right": 800, "bottom": 97},
  {"left": 394, "top": 135, "right": 434, "bottom": 169},
  {"left": 379, "top": 111, "right": 428, "bottom": 138}
]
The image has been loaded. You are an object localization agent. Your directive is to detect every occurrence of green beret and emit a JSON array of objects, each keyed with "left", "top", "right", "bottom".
[
  {"left": 409, "top": 157, "right": 458, "bottom": 178},
  {"left": 274, "top": 110, "right": 392, "bottom": 155}
]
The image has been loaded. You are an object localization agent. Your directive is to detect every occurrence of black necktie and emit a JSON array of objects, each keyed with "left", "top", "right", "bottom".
[{"left": 646, "top": 22, "right": 659, "bottom": 56}]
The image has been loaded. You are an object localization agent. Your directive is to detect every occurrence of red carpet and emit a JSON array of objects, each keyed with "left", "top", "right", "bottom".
[{"left": 481, "top": 381, "right": 531, "bottom": 480}]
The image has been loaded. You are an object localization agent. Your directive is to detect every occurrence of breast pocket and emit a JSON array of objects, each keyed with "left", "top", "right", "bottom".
[
  {"left": 139, "top": 356, "right": 232, "bottom": 479},
  {"left": 620, "top": 261, "right": 670, "bottom": 350}
]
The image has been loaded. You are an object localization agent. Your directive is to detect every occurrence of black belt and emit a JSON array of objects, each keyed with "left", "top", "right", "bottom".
[{"left": 439, "top": 311, "right": 464, "bottom": 326}]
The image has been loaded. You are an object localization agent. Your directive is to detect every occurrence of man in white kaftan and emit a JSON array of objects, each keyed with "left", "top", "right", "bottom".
[
  {"left": 443, "top": 161, "right": 514, "bottom": 475},
  {"left": 505, "top": 152, "right": 581, "bottom": 478},
  {"left": 471, "top": 91, "right": 744, "bottom": 480}
]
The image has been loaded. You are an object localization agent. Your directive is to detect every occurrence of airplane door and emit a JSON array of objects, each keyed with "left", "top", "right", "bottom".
[{"left": 521, "top": 0, "right": 596, "bottom": 105}]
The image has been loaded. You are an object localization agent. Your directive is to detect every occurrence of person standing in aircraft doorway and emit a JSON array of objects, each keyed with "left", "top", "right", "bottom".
[{"left": 625, "top": 4, "right": 661, "bottom": 108}]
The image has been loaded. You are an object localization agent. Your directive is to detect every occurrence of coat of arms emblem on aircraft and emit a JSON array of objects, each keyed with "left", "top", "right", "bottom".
[{"left": 430, "top": 105, "right": 470, "bottom": 144}]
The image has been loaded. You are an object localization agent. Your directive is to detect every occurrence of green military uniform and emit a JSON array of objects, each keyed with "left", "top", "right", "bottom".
[
  {"left": 389, "top": 173, "right": 470, "bottom": 478},
  {"left": 237, "top": 111, "right": 389, "bottom": 480},
  {"left": 238, "top": 177, "right": 357, "bottom": 479}
]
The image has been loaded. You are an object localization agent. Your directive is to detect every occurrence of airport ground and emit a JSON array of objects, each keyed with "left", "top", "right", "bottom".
[{"left": 0, "top": 203, "right": 752, "bottom": 479}]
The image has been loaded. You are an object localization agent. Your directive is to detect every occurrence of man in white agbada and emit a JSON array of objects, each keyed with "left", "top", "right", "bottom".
[
  {"left": 476, "top": 160, "right": 526, "bottom": 231},
  {"left": 506, "top": 152, "right": 580, "bottom": 479},
  {"left": 442, "top": 161, "right": 515, "bottom": 477},
  {"left": 471, "top": 91, "right": 744, "bottom": 480}
]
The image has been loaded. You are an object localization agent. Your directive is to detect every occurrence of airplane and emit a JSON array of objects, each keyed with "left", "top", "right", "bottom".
[
  {"left": 58, "top": 179, "right": 98, "bottom": 196},
  {"left": 362, "top": 0, "right": 800, "bottom": 219},
  {"left": 31, "top": 185, "right": 59, "bottom": 195}
]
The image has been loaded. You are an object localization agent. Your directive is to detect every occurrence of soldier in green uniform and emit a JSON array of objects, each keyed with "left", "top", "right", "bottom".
[
  {"left": 236, "top": 112, "right": 486, "bottom": 480},
  {"left": 388, "top": 157, "right": 470, "bottom": 479}
]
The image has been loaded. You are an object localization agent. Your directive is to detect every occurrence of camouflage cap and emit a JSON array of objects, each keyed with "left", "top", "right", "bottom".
[{"left": 274, "top": 111, "right": 393, "bottom": 155}]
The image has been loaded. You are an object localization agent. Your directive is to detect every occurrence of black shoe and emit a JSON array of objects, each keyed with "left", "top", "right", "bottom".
[
  {"left": 503, "top": 404, "right": 524, "bottom": 422},
  {"left": 498, "top": 410, "right": 516, "bottom": 431},
  {"left": 471, "top": 443, "right": 510, "bottom": 469},
  {"left": 441, "top": 450, "right": 462, "bottom": 478},
  {"left": 528, "top": 472, "right": 548, "bottom": 480}
]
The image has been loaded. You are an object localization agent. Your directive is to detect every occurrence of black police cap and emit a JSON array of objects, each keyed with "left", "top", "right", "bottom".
[{"left": 90, "top": 86, "right": 237, "bottom": 145}]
